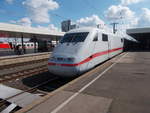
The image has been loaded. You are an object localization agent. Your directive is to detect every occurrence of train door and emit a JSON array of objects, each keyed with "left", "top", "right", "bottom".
[
  {"left": 87, "top": 32, "right": 109, "bottom": 69},
  {"left": 107, "top": 35, "right": 111, "bottom": 58},
  {"left": 86, "top": 32, "right": 98, "bottom": 69},
  {"left": 101, "top": 33, "right": 109, "bottom": 59}
]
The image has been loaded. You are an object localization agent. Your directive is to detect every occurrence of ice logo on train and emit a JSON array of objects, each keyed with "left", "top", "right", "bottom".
[{"left": 48, "top": 27, "right": 124, "bottom": 77}]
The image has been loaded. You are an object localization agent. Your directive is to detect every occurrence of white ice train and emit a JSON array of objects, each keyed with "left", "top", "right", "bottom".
[{"left": 48, "top": 27, "right": 124, "bottom": 77}]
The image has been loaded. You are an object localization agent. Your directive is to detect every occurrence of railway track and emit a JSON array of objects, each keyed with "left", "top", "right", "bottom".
[
  {"left": 0, "top": 52, "right": 125, "bottom": 113},
  {"left": 0, "top": 74, "right": 73, "bottom": 113},
  {"left": 0, "top": 53, "right": 51, "bottom": 83},
  {"left": 0, "top": 52, "right": 50, "bottom": 61},
  {"left": 0, "top": 65, "right": 48, "bottom": 83},
  {"left": 0, "top": 52, "right": 50, "bottom": 67},
  {"left": 0, "top": 58, "right": 48, "bottom": 70},
  {"left": 0, "top": 77, "right": 60, "bottom": 113}
]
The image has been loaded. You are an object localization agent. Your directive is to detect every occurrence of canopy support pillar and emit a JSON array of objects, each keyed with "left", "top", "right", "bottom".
[
  {"left": 33, "top": 36, "right": 37, "bottom": 53},
  {"left": 21, "top": 34, "right": 25, "bottom": 54}
]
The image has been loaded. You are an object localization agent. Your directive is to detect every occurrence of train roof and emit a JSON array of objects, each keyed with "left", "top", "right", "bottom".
[
  {"left": 64, "top": 27, "right": 137, "bottom": 42},
  {"left": 67, "top": 27, "right": 121, "bottom": 36},
  {"left": 68, "top": 27, "right": 97, "bottom": 33}
]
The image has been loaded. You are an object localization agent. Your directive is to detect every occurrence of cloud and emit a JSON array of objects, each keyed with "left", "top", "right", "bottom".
[
  {"left": 75, "top": 15, "right": 113, "bottom": 32},
  {"left": 105, "top": 5, "right": 138, "bottom": 29},
  {"left": 104, "top": 0, "right": 150, "bottom": 31},
  {"left": 10, "top": 17, "right": 32, "bottom": 27},
  {"left": 76, "top": 14, "right": 105, "bottom": 27},
  {"left": 138, "top": 8, "right": 150, "bottom": 27},
  {"left": 23, "top": 0, "right": 59, "bottom": 24},
  {"left": 37, "top": 24, "right": 59, "bottom": 31},
  {"left": 48, "top": 24, "right": 59, "bottom": 31},
  {"left": 18, "top": 17, "right": 32, "bottom": 27},
  {"left": 5, "top": 0, "right": 14, "bottom": 4},
  {"left": 105, "top": 5, "right": 135, "bottom": 20},
  {"left": 10, "top": 17, "right": 60, "bottom": 31},
  {"left": 121, "top": 0, "right": 144, "bottom": 5},
  {"left": 104, "top": 4, "right": 150, "bottom": 28}
]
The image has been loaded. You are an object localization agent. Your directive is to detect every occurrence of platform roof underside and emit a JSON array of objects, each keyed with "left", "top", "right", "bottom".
[{"left": 127, "top": 27, "right": 150, "bottom": 38}]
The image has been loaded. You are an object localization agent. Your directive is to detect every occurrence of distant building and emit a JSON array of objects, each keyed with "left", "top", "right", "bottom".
[
  {"left": 70, "top": 24, "right": 76, "bottom": 30},
  {"left": 61, "top": 20, "right": 71, "bottom": 32},
  {"left": 61, "top": 20, "right": 77, "bottom": 32}
]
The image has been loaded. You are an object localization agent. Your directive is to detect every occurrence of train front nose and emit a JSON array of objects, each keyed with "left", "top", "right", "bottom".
[{"left": 48, "top": 60, "right": 80, "bottom": 77}]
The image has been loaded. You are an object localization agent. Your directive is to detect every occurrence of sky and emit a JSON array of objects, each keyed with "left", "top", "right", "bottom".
[{"left": 0, "top": 0, "right": 150, "bottom": 32}]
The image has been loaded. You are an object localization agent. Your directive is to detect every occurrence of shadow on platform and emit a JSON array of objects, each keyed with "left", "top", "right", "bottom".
[{"left": 22, "top": 72, "right": 74, "bottom": 92}]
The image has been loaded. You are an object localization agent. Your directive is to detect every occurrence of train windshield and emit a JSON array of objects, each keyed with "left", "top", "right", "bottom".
[{"left": 60, "top": 32, "right": 89, "bottom": 43}]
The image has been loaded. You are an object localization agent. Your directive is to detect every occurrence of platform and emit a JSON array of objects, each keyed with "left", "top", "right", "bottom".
[
  {"left": 0, "top": 52, "right": 50, "bottom": 60},
  {"left": 17, "top": 52, "right": 150, "bottom": 113},
  {"left": 0, "top": 84, "right": 41, "bottom": 108}
]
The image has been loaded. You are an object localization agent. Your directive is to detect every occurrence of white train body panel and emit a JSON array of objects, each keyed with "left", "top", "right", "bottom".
[
  {"left": 48, "top": 27, "right": 123, "bottom": 77},
  {"left": 16, "top": 42, "right": 38, "bottom": 53}
]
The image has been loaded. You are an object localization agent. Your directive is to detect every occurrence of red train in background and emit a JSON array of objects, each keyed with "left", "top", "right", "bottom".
[
  {"left": 0, "top": 42, "right": 12, "bottom": 49},
  {"left": 0, "top": 41, "right": 54, "bottom": 55},
  {"left": 0, "top": 42, "right": 37, "bottom": 55}
]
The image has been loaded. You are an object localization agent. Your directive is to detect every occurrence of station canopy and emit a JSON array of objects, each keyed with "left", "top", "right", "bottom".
[
  {"left": 126, "top": 27, "right": 150, "bottom": 38},
  {"left": 126, "top": 27, "right": 150, "bottom": 50},
  {"left": 0, "top": 22, "right": 65, "bottom": 40}
]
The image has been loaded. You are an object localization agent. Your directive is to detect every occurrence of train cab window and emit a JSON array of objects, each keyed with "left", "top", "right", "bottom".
[
  {"left": 60, "top": 34, "right": 73, "bottom": 43},
  {"left": 102, "top": 34, "right": 108, "bottom": 41},
  {"left": 93, "top": 33, "right": 98, "bottom": 41},
  {"left": 27, "top": 44, "right": 30, "bottom": 47},
  {"left": 60, "top": 32, "right": 89, "bottom": 43}
]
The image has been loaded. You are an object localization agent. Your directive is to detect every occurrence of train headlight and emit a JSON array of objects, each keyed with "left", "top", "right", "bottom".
[{"left": 67, "top": 57, "right": 75, "bottom": 62}]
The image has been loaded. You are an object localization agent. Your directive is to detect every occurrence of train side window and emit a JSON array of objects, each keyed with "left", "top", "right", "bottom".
[
  {"left": 102, "top": 34, "right": 108, "bottom": 41},
  {"left": 93, "top": 33, "right": 98, "bottom": 41},
  {"left": 121, "top": 38, "right": 123, "bottom": 43}
]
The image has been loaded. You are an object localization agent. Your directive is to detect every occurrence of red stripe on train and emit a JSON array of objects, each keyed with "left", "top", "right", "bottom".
[
  {"left": 48, "top": 47, "right": 123, "bottom": 67},
  {"left": 0, "top": 44, "right": 10, "bottom": 48}
]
